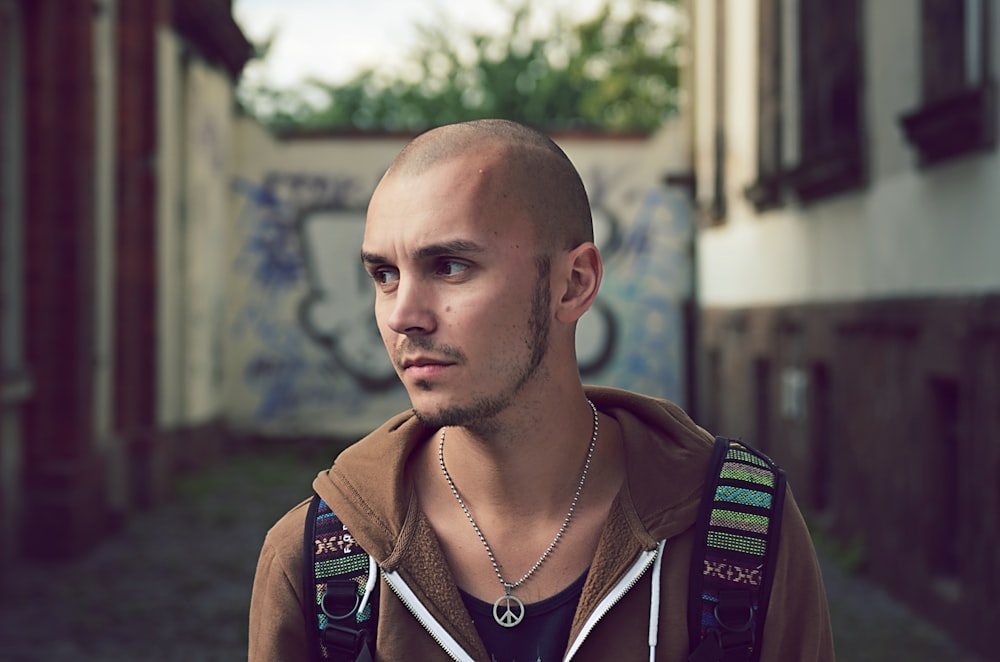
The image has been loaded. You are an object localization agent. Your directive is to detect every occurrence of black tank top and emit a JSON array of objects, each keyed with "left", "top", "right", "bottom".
[{"left": 458, "top": 569, "right": 589, "bottom": 662}]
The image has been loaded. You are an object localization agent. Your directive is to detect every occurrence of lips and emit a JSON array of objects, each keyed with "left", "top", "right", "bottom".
[
  {"left": 400, "top": 357, "right": 455, "bottom": 380},
  {"left": 400, "top": 356, "right": 453, "bottom": 370}
]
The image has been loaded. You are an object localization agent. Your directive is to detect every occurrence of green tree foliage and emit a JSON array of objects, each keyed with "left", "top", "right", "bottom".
[{"left": 239, "top": 0, "right": 683, "bottom": 135}]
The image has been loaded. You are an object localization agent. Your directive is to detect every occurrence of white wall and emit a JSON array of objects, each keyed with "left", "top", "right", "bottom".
[
  {"left": 157, "top": 32, "right": 237, "bottom": 429},
  {"left": 156, "top": 29, "right": 185, "bottom": 428},
  {"left": 181, "top": 57, "right": 235, "bottom": 424},
  {"left": 694, "top": 0, "right": 1000, "bottom": 308}
]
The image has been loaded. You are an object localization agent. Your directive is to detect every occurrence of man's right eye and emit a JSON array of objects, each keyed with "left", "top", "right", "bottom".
[{"left": 371, "top": 268, "right": 399, "bottom": 285}]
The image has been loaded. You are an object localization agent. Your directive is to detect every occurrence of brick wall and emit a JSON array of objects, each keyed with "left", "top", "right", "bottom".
[
  {"left": 20, "top": 0, "right": 108, "bottom": 557},
  {"left": 115, "top": 0, "right": 167, "bottom": 440}
]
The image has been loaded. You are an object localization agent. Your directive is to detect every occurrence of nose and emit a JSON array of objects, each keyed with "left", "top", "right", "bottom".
[{"left": 384, "top": 276, "right": 435, "bottom": 337}]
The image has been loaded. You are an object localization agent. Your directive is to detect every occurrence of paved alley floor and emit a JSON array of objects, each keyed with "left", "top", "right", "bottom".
[{"left": 0, "top": 441, "right": 989, "bottom": 661}]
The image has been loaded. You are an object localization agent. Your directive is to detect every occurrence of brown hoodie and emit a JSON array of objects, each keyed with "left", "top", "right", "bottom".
[{"left": 249, "top": 386, "right": 835, "bottom": 661}]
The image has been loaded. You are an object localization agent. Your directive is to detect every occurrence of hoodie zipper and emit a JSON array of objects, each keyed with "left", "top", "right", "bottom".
[
  {"left": 382, "top": 569, "right": 476, "bottom": 662},
  {"left": 563, "top": 546, "right": 660, "bottom": 661},
  {"left": 383, "top": 546, "right": 660, "bottom": 662}
]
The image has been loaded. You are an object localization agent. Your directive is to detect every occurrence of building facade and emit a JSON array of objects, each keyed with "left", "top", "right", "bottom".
[
  {"left": 687, "top": 0, "right": 999, "bottom": 657},
  {"left": 0, "top": 0, "right": 250, "bottom": 566}
]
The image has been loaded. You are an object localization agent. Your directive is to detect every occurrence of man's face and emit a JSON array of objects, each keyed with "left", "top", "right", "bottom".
[{"left": 361, "top": 153, "right": 554, "bottom": 431}]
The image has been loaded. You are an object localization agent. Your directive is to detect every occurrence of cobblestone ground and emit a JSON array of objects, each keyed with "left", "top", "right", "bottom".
[{"left": 0, "top": 442, "right": 989, "bottom": 661}]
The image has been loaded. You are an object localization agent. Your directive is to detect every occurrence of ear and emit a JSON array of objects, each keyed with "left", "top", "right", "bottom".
[{"left": 555, "top": 242, "right": 602, "bottom": 324}]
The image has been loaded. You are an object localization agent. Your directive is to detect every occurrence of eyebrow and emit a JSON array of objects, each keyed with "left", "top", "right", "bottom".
[
  {"left": 361, "top": 250, "right": 387, "bottom": 266},
  {"left": 361, "top": 240, "right": 485, "bottom": 266},
  {"left": 413, "top": 240, "right": 485, "bottom": 260}
]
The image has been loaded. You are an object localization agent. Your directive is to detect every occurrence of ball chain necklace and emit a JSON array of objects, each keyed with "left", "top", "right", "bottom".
[{"left": 438, "top": 399, "right": 599, "bottom": 628}]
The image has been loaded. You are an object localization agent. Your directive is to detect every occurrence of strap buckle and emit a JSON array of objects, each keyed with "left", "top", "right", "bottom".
[{"left": 321, "top": 622, "right": 370, "bottom": 658}]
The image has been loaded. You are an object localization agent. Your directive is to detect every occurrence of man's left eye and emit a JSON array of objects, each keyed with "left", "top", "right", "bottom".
[{"left": 438, "top": 260, "right": 469, "bottom": 276}]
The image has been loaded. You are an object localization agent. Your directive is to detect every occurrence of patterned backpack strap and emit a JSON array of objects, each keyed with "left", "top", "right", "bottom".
[
  {"left": 303, "top": 494, "right": 378, "bottom": 662},
  {"left": 687, "top": 437, "right": 786, "bottom": 662}
]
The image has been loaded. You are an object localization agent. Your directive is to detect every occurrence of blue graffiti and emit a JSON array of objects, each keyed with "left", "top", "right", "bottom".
[
  {"left": 233, "top": 178, "right": 303, "bottom": 294},
  {"left": 592, "top": 188, "right": 691, "bottom": 401},
  {"left": 232, "top": 178, "right": 344, "bottom": 419}
]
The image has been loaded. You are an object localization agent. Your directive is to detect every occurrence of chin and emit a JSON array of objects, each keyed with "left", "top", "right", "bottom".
[
  {"left": 409, "top": 393, "right": 458, "bottom": 428},
  {"left": 410, "top": 391, "right": 510, "bottom": 432}
]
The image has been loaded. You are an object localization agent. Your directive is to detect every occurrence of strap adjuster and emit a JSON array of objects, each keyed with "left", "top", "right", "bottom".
[{"left": 321, "top": 580, "right": 361, "bottom": 621}]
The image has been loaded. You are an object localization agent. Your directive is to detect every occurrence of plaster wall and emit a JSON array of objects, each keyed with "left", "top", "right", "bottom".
[{"left": 157, "top": 33, "right": 235, "bottom": 429}]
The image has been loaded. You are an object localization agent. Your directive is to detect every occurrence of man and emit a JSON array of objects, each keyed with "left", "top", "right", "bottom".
[{"left": 249, "top": 119, "right": 834, "bottom": 661}]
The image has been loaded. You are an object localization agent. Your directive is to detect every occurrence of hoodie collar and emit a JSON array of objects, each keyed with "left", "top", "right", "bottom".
[{"left": 314, "top": 386, "right": 714, "bottom": 562}]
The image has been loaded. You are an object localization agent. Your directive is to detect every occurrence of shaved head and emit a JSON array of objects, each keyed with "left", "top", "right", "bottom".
[{"left": 381, "top": 119, "right": 594, "bottom": 252}]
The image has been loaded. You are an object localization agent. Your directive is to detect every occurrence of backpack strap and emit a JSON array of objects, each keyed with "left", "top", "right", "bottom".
[
  {"left": 687, "top": 437, "right": 786, "bottom": 662},
  {"left": 303, "top": 494, "right": 378, "bottom": 662}
]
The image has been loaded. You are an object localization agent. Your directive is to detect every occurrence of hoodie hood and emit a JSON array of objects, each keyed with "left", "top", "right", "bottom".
[{"left": 313, "top": 385, "right": 715, "bottom": 567}]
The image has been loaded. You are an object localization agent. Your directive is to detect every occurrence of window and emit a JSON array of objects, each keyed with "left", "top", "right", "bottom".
[
  {"left": 704, "top": 0, "right": 727, "bottom": 224},
  {"left": 706, "top": 349, "right": 722, "bottom": 433},
  {"left": 745, "top": 0, "right": 784, "bottom": 211},
  {"left": 900, "top": 0, "right": 995, "bottom": 165},
  {"left": 785, "top": 0, "right": 866, "bottom": 202},
  {"left": 809, "top": 363, "right": 831, "bottom": 512},
  {"left": 754, "top": 357, "right": 772, "bottom": 454},
  {"left": 927, "top": 378, "right": 961, "bottom": 584}
]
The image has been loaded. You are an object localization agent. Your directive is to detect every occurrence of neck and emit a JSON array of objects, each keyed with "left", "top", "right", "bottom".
[{"left": 438, "top": 388, "right": 597, "bottom": 518}]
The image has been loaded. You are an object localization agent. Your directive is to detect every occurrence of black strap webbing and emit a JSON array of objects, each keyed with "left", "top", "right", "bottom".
[{"left": 304, "top": 494, "right": 323, "bottom": 662}]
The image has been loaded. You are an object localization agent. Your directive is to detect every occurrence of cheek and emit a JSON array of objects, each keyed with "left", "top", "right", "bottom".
[{"left": 374, "top": 304, "right": 393, "bottom": 342}]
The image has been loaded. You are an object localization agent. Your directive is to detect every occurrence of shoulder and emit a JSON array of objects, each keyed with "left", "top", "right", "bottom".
[
  {"left": 260, "top": 497, "right": 313, "bottom": 575},
  {"left": 761, "top": 487, "right": 836, "bottom": 659},
  {"left": 250, "top": 498, "right": 315, "bottom": 661}
]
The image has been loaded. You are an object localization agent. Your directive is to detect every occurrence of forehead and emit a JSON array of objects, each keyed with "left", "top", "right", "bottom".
[{"left": 363, "top": 153, "right": 537, "bottom": 254}]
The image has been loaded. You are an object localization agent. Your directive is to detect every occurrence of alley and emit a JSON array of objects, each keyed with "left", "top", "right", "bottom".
[{"left": 0, "top": 441, "right": 987, "bottom": 662}]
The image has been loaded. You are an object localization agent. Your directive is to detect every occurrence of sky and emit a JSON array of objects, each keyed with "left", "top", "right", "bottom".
[{"left": 232, "top": 0, "right": 614, "bottom": 88}]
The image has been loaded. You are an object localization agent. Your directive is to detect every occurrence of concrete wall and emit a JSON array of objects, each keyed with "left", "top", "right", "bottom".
[{"left": 227, "top": 121, "right": 695, "bottom": 437}]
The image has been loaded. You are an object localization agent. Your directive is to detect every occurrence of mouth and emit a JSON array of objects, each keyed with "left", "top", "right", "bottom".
[
  {"left": 400, "top": 356, "right": 456, "bottom": 380},
  {"left": 401, "top": 356, "right": 455, "bottom": 369}
]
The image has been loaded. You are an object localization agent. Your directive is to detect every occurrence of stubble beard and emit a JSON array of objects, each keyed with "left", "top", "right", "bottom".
[{"left": 412, "top": 256, "right": 552, "bottom": 434}]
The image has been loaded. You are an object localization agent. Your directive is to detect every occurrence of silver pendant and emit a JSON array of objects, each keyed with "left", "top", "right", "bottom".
[{"left": 492, "top": 592, "right": 525, "bottom": 627}]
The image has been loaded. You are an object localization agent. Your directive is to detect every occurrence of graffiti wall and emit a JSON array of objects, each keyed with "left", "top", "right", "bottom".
[{"left": 226, "top": 123, "right": 692, "bottom": 437}]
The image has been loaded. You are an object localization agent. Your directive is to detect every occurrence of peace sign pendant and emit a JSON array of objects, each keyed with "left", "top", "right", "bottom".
[{"left": 492, "top": 591, "right": 525, "bottom": 627}]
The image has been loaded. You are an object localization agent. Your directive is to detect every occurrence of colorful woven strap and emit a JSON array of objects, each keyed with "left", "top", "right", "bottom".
[
  {"left": 688, "top": 438, "right": 786, "bottom": 662},
  {"left": 311, "top": 498, "right": 374, "bottom": 658}
]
